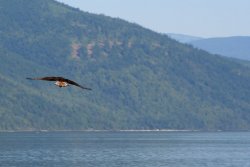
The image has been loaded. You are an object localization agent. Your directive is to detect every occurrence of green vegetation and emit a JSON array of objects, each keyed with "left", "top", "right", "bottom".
[{"left": 1, "top": 0, "right": 250, "bottom": 131}]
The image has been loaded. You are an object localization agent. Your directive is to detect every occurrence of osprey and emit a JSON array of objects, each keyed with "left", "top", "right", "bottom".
[{"left": 26, "top": 76, "right": 92, "bottom": 90}]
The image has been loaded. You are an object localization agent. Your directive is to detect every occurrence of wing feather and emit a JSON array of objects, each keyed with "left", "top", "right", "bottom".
[
  {"left": 26, "top": 77, "right": 64, "bottom": 81},
  {"left": 64, "top": 79, "right": 92, "bottom": 90}
]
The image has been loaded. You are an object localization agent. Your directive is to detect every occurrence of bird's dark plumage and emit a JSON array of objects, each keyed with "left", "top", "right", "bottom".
[{"left": 26, "top": 76, "right": 92, "bottom": 90}]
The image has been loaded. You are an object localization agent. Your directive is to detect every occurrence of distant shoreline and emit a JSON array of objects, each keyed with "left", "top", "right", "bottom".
[{"left": 0, "top": 129, "right": 223, "bottom": 133}]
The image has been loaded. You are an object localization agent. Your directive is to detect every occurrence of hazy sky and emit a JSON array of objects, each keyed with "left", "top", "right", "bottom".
[{"left": 56, "top": 0, "right": 250, "bottom": 38}]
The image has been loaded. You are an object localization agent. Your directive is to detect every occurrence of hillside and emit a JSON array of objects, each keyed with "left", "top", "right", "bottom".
[{"left": 1, "top": 0, "right": 250, "bottom": 131}]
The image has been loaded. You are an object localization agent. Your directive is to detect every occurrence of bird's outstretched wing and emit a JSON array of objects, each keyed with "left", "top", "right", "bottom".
[
  {"left": 26, "top": 77, "right": 64, "bottom": 81},
  {"left": 64, "top": 78, "right": 92, "bottom": 90}
]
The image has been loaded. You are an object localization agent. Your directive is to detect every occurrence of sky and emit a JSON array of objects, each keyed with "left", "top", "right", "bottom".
[{"left": 56, "top": 0, "right": 250, "bottom": 38}]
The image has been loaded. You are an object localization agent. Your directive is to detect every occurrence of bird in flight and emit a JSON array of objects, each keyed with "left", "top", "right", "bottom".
[{"left": 26, "top": 76, "right": 92, "bottom": 90}]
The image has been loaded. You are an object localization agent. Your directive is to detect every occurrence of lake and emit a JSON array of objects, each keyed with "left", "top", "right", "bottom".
[{"left": 0, "top": 131, "right": 250, "bottom": 167}]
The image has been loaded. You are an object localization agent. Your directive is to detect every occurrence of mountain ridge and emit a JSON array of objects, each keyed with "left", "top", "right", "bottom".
[
  {"left": 190, "top": 36, "right": 250, "bottom": 60},
  {"left": 168, "top": 34, "right": 250, "bottom": 60}
]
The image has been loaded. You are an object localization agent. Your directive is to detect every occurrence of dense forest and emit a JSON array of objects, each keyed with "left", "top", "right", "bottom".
[{"left": 1, "top": 0, "right": 250, "bottom": 131}]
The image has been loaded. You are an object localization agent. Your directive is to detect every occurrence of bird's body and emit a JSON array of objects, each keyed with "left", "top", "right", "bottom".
[
  {"left": 26, "top": 76, "right": 91, "bottom": 90},
  {"left": 55, "top": 81, "right": 69, "bottom": 87}
]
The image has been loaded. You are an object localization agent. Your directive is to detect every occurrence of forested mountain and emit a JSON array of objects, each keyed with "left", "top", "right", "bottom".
[
  {"left": 168, "top": 34, "right": 250, "bottom": 61},
  {"left": 1, "top": 0, "right": 250, "bottom": 131},
  {"left": 190, "top": 36, "right": 250, "bottom": 61}
]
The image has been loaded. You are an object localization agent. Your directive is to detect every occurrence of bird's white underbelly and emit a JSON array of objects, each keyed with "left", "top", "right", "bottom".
[{"left": 55, "top": 81, "right": 68, "bottom": 87}]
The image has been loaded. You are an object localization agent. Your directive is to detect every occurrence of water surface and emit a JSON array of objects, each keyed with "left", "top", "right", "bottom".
[{"left": 0, "top": 131, "right": 250, "bottom": 167}]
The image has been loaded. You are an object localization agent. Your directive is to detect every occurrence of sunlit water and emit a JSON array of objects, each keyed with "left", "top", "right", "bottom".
[{"left": 0, "top": 131, "right": 250, "bottom": 167}]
